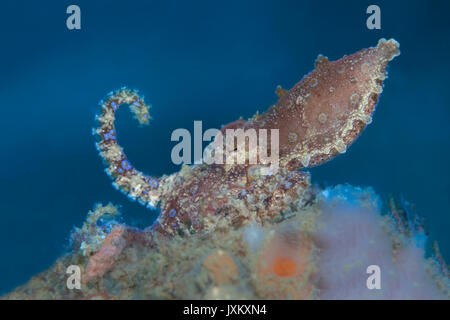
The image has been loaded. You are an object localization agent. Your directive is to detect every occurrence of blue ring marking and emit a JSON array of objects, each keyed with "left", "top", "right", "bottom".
[
  {"left": 104, "top": 129, "right": 116, "bottom": 141},
  {"left": 169, "top": 209, "right": 177, "bottom": 217},
  {"left": 190, "top": 185, "right": 198, "bottom": 194},
  {"left": 149, "top": 179, "right": 159, "bottom": 188},
  {"left": 111, "top": 102, "right": 118, "bottom": 110},
  {"left": 122, "top": 160, "right": 131, "bottom": 170}
]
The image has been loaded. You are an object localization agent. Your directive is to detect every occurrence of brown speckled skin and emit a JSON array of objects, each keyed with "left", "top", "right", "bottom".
[{"left": 94, "top": 39, "right": 400, "bottom": 238}]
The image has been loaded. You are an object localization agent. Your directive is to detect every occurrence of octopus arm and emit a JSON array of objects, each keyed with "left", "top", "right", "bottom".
[{"left": 93, "top": 87, "right": 163, "bottom": 208}]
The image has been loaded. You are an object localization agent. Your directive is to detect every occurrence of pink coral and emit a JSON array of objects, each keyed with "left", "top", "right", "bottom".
[
  {"left": 83, "top": 225, "right": 126, "bottom": 283},
  {"left": 314, "top": 185, "right": 447, "bottom": 299}
]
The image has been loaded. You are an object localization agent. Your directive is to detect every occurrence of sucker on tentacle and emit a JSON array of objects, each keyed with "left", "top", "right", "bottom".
[{"left": 94, "top": 39, "right": 400, "bottom": 238}]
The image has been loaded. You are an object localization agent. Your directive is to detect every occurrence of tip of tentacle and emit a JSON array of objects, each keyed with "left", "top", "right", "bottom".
[
  {"left": 98, "top": 87, "right": 152, "bottom": 126},
  {"left": 375, "top": 38, "right": 401, "bottom": 63}
]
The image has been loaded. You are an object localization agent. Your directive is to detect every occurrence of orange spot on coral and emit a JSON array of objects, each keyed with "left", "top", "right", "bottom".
[
  {"left": 254, "top": 229, "right": 315, "bottom": 299},
  {"left": 273, "top": 257, "right": 297, "bottom": 277}
]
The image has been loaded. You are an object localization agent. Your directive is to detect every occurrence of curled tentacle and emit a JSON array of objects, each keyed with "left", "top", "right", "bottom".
[{"left": 93, "top": 87, "right": 162, "bottom": 208}]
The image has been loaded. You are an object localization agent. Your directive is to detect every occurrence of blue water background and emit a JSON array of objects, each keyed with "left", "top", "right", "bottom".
[{"left": 0, "top": 0, "right": 449, "bottom": 294}]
